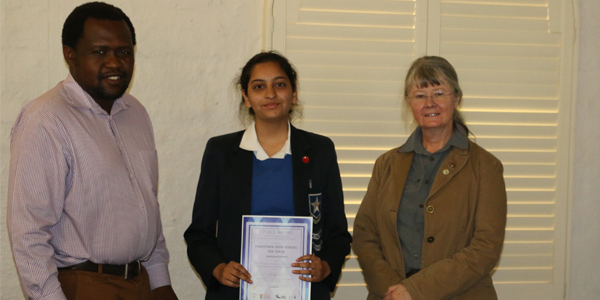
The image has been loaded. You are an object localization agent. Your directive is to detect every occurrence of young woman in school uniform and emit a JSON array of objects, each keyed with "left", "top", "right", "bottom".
[{"left": 184, "top": 51, "right": 352, "bottom": 300}]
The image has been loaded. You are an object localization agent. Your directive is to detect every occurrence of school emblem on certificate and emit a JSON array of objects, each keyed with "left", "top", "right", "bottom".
[{"left": 240, "top": 216, "right": 312, "bottom": 300}]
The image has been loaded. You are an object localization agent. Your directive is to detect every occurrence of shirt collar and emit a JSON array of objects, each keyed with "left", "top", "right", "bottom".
[
  {"left": 239, "top": 121, "right": 292, "bottom": 161},
  {"left": 63, "top": 72, "right": 130, "bottom": 115},
  {"left": 399, "top": 124, "right": 469, "bottom": 155}
]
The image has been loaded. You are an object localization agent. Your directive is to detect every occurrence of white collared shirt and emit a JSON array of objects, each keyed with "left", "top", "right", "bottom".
[{"left": 239, "top": 121, "right": 291, "bottom": 161}]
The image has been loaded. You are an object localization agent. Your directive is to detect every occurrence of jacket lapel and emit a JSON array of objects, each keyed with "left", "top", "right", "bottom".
[
  {"left": 427, "top": 146, "right": 470, "bottom": 199},
  {"left": 290, "top": 126, "right": 311, "bottom": 217},
  {"left": 228, "top": 137, "right": 254, "bottom": 216},
  {"left": 387, "top": 151, "right": 414, "bottom": 232},
  {"left": 381, "top": 150, "right": 414, "bottom": 275},
  {"left": 390, "top": 150, "right": 414, "bottom": 201}
]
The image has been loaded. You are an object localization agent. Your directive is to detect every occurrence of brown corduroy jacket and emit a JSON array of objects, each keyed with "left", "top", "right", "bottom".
[{"left": 353, "top": 140, "right": 507, "bottom": 300}]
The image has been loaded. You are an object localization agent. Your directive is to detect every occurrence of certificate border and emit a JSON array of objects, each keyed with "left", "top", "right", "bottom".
[{"left": 240, "top": 215, "right": 312, "bottom": 300}]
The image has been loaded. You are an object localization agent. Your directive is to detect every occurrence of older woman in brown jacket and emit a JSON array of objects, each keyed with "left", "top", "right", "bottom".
[{"left": 353, "top": 56, "right": 507, "bottom": 300}]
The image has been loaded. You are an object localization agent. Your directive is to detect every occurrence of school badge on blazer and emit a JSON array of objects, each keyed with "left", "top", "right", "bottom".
[{"left": 309, "top": 193, "right": 322, "bottom": 224}]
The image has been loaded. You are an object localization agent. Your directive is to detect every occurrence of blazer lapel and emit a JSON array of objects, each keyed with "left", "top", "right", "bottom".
[
  {"left": 428, "top": 146, "right": 470, "bottom": 199},
  {"left": 229, "top": 143, "right": 254, "bottom": 216},
  {"left": 290, "top": 126, "right": 311, "bottom": 217}
]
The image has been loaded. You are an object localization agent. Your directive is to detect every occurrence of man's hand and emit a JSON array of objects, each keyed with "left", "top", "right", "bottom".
[
  {"left": 213, "top": 261, "right": 253, "bottom": 288},
  {"left": 291, "top": 254, "right": 331, "bottom": 283},
  {"left": 383, "top": 283, "right": 413, "bottom": 300},
  {"left": 152, "top": 285, "right": 178, "bottom": 300}
]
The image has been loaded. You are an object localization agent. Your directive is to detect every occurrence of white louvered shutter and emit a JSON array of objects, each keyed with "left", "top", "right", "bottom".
[{"left": 267, "top": 0, "right": 575, "bottom": 299}]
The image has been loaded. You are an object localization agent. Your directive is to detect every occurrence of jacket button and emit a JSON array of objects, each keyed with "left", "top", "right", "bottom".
[
  {"left": 427, "top": 236, "right": 435, "bottom": 243},
  {"left": 427, "top": 205, "right": 434, "bottom": 213}
]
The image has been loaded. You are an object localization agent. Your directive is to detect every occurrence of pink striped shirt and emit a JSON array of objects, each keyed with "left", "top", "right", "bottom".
[{"left": 7, "top": 74, "right": 171, "bottom": 300}]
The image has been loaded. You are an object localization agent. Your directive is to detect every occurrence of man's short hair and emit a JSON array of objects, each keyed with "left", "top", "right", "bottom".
[{"left": 61, "top": 2, "right": 136, "bottom": 49}]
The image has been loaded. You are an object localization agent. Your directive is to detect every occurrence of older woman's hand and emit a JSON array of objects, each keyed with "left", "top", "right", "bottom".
[
  {"left": 291, "top": 254, "right": 331, "bottom": 282},
  {"left": 383, "top": 283, "right": 413, "bottom": 300}
]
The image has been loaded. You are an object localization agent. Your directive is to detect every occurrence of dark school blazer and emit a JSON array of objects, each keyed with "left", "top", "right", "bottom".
[{"left": 184, "top": 125, "right": 352, "bottom": 300}]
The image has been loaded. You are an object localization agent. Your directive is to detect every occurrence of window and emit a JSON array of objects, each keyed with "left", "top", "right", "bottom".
[{"left": 267, "top": 0, "right": 575, "bottom": 298}]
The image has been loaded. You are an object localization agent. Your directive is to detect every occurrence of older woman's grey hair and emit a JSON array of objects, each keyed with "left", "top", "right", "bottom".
[{"left": 403, "top": 56, "right": 469, "bottom": 133}]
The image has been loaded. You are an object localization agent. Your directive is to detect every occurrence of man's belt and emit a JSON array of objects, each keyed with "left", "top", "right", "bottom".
[{"left": 58, "top": 261, "right": 141, "bottom": 279}]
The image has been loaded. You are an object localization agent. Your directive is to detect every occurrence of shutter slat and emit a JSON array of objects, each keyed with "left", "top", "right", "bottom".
[
  {"left": 298, "top": 11, "right": 415, "bottom": 27},
  {"left": 447, "top": 55, "right": 560, "bottom": 71},
  {"left": 464, "top": 98, "right": 559, "bottom": 111},
  {"left": 498, "top": 254, "right": 554, "bottom": 268},
  {"left": 442, "top": 15, "right": 549, "bottom": 31},
  {"left": 301, "top": 0, "right": 415, "bottom": 12},
  {"left": 288, "top": 24, "right": 414, "bottom": 40},
  {"left": 441, "top": 29, "right": 560, "bottom": 45},
  {"left": 300, "top": 66, "right": 407, "bottom": 81},
  {"left": 442, "top": 3, "right": 548, "bottom": 19},
  {"left": 492, "top": 268, "right": 553, "bottom": 282},
  {"left": 442, "top": 43, "right": 560, "bottom": 58},
  {"left": 461, "top": 83, "right": 558, "bottom": 98},
  {"left": 287, "top": 37, "right": 415, "bottom": 54},
  {"left": 502, "top": 240, "right": 553, "bottom": 254},
  {"left": 287, "top": 52, "right": 415, "bottom": 67},
  {"left": 446, "top": 0, "right": 548, "bottom": 4}
]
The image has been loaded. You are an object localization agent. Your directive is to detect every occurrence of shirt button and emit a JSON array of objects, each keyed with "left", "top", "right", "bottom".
[
  {"left": 427, "top": 236, "right": 435, "bottom": 243},
  {"left": 427, "top": 205, "right": 434, "bottom": 213},
  {"left": 430, "top": 157, "right": 434, "bottom": 161},
  {"left": 140, "top": 204, "right": 145, "bottom": 209},
  {"left": 419, "top": 204, "right": 424, "bottom": 208},
  {"left": 129, "top": 173, "right": 134, "bottom": 178},
  {"left": 425, "top": 180, "right": 429, "bottom": 184},
  {"left": 413, "top": 254, "right": 419, "bottom": 260}
]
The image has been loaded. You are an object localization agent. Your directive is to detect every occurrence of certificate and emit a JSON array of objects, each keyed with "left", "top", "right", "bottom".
[{"left": 240, "top": 215, "right": 312, "bottom": 300}]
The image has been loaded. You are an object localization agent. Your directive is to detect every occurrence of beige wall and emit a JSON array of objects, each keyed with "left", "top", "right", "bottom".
[{"left": 1, "top": 1, "right": 599, "bottom": 299}]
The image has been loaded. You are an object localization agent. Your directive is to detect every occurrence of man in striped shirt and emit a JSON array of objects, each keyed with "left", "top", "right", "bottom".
[{"left": 7, "top": 2, "right": 177, "bottom": 299}]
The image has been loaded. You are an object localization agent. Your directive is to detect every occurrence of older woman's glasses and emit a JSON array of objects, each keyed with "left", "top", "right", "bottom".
[{"left": 407, "top": 91, "right": 453, "bottom": 102}]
